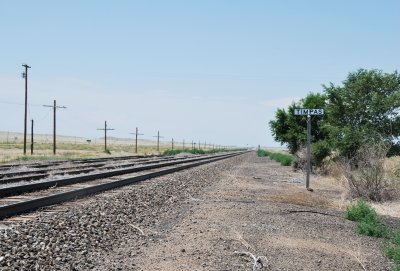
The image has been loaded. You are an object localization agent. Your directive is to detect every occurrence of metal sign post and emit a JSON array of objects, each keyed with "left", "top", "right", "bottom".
[{"left": 294, "top": 108, "right": 324, "bottom": 191}]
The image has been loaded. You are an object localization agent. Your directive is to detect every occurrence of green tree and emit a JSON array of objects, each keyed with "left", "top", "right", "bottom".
[
  {"left": 324, "top": 69, "right": 400, "bottom": 158},
  {"left": 269, "top": 92, "right": 327, "bottom": 155}
]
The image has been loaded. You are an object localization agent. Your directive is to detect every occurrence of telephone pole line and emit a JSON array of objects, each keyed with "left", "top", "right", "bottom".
[
  {"left": 43, "top": 100, "right": 66, "bottom": 155},
  {"left": 130, "top": 127, "right": 144, "bottom": 154},
  {"left": 97, "top": 121, "right": 115, "bottom": 152},
  {"left": 22, "top": 64, "right": 31, "bottom": 155}
]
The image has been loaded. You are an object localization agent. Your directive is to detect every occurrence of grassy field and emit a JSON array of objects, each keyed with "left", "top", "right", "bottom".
[{"left": 0, "top": 131, "right": 236, "bottom": 163}]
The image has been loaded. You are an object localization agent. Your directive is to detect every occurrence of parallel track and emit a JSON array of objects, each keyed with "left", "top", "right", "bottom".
[
  {"left": 0, "top": 156, "right": 185, "bottom": 184},
  {"left": 0, "top": 152, "right": 243, "bottom": 220}
]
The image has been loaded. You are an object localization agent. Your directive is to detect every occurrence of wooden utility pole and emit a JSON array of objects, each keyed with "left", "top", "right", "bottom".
[
  {"left": 152, "top": 131, "right": 164, "bottom": 152},
  {"left": 22, "top": 64, "right": 31, "bottom": 155},
  {"left": 30, "top": 119, "right": 34, "bottom": 155},
  {"left": 171, "top": 138, "right": 174, "bottom": 151},
  {"left": 43, "top": 100, "right": 66, "bottom": 155},
  {"left": 130, "top": 127, "right": 143, "bottom": 153},
  {"left": 182, "top": 139, "right": 185, "bottom": 150},
  {"left": 97, "top": 121, "right": 115, "bottom": 152}
]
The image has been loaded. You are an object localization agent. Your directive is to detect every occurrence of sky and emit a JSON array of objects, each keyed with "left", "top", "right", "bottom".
[{"left": 1, "top": 0, "right": 399, "bottom": 148}]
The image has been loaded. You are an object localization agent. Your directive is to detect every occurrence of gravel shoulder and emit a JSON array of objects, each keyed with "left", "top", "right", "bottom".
[{"left": 0, "top": 152, "right": 393, "bottom": 270}]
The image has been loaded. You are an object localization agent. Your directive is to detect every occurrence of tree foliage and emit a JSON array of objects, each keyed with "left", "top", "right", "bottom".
[
  {"left": 324, "top": 69, "right": 400, "bottom": 158},
  {"left": 269, "top": 92, "right": 327, "bottom": 154},
  {"left": 269, "top": 69, "right": 400, "bottom": 166}
]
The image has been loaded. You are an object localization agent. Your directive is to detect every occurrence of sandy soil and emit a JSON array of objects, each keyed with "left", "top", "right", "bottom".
[{"left": 96, "top": 153, "right": 393, "bottom": 270}]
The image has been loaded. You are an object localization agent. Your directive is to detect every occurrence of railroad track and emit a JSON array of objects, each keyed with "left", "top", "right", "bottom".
[
  {"left": 0, "top": 152, "right": 244, "bottom": 220},
  {"left": 0, "top": 156, "right": 188, "bottom": 185}
]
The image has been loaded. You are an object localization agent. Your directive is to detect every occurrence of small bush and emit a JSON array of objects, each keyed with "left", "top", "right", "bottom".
[
  {"left": 311, "top": 140, "right": 331, "bottom": 168},
  {"left": 257, "top": 149, "right": 268, "bottom": 157},
  {"left": 345, "top": 199, "right": 389, "bottom": 238},
  {"left": 345, "top": 198, "right": 377, "bottom": 221}
]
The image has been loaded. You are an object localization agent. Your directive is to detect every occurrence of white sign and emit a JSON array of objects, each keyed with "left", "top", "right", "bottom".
[{"left": 294, "top": 108, "right": 324, "bottom": 116}]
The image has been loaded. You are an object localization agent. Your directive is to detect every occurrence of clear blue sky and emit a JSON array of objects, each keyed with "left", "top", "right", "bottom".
[{"left": 1, "top": 0, "right": 399, "bottom": 147}]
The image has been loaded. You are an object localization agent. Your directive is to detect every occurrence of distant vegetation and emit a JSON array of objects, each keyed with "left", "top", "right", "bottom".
[
  {"left": 163, "top": 148, "right": 245, "bottom": 156},
  {"left": 257, "top": 149, "right": 294, "bottom": 166}
]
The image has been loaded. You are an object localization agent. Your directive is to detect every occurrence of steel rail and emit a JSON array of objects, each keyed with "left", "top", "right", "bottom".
[
  {"left": 0, "top": 152, "right": 243, "bottom": 219},
  {"left": 0, "top": 156, "right": 186, "bottom": 184},
  {"left": 0, "top": 154, "right": 157, "bottom": 171},
  {"left": 0, "top": 153, "right": 240, "bottom": 198}
]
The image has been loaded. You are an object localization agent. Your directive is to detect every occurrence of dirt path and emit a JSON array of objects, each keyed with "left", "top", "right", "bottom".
[{"left": 108, "top": 153, "right": 391, "bottom": 270}]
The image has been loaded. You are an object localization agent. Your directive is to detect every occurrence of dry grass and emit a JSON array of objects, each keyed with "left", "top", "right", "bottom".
[
  {"left": 266, "top": 175, "right": 348, "bottom": 211},
  {"left": 326, "top": 154, "right": 400, "bottom": 217},
  {"left": 270, "top": 191, "right": 337, "bottom": 209},
  {"left": 0, "top": 131, "right": 194, "bottom": 163}
]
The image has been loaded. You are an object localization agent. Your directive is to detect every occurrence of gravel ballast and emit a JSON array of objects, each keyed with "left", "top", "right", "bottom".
[
  {"left": 0, "top": 152, "right": 393, "bottom": 270},
  {"left": 0, "top": 154, "right": 246, "bottom": 270}
]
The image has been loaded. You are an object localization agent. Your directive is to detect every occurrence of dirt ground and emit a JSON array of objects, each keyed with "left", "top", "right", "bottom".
[{"left": 96, "top": 153, "right": 393, "bottom": 270}]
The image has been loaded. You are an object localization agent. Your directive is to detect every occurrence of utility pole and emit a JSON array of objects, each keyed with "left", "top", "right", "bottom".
[
  {"left": 97, "top": 121, "right": 115, "bottom": 152},
  {"left": 22, "top": 64, "right": 31, "bottom": 155},
  {"left": 130, "top": 127, "right": 143, "bottom": 154},
  {"left": 182, "top": 139, "right": 185, "bottom": 150},
  {"left": 152, "top": 131, "right": 164, "bottom": 152},
  {"left": 199, "top": 140, "right": 201, "bottom": 150},
  {"left": 30, "top": 119, "right": 34, "bottom": 155},
  {"left": 191, "top": 140, "right": 194, "bottom": 151},
  {"left": 43, "top": 100, "right": 66, "bottom": 155},
  {"left": 171, "top": 138, "right": 174, "bottom": 151}
]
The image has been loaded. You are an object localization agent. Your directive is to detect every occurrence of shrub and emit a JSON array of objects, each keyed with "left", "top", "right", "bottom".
[
  {"left": 345, "top": 198, "right": 376, "bottom": 221},
  {"left": 311, "top": 140, "right": 331, "bottom": 168},
  {"left": 339, "top": 141, "right": 395, "bottom": 201},
  {"left": 257, "top": 149, "right": 268, "bottom": 157},
  {"left": 345, "top": 199, "right": 389, "bottom": 238}
]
